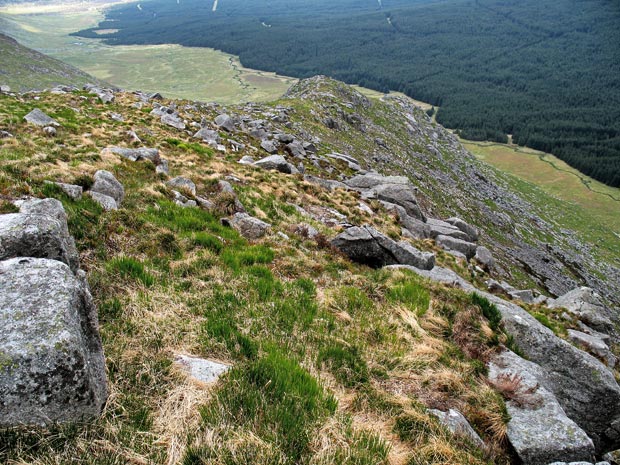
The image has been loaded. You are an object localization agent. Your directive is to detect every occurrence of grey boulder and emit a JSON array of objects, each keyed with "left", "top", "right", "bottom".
[
  {"left": 105, "top": 147, "right": 160, "bottom": 164},
  {"left": 48, "top": 181, "right": 82, "bottom": 200},
  {"left": 446, "top": 217, "right": 479, "bottom": 242},
  {"left": 88, "top": 192, "right": 118, "bottom": 211},
  {"left": 230, "top": 213, "right": 271, "bottom": 240},
  {"left": 429, "top": 408, "right": 485, "bottom": 449},
  {"left": 549, "top": 287, "right": 615, "bottom": 335},
  {"left": 260, "top": 139, "right": 280, "bottom": 154},
  {"left": 175, "top": 354, "right": 230, "bottom": 384},
  {"left": 436, "top": 235, "right": 477, "bottom": 259},
  {"left": 0, "top": 200, "right": 79, "bottom": 273},
  {"left": 0, "top": 258, "right": 108, "bottom": 427},
  {"left": 427, "top": 218, "right": 470, "bottom": 241},
  {"left": 193, "top": 127, "right": 220, "bottom": 143},
  {"left": 24, "top": 109, "right": 58, "bottom": 127},
  {"left": 214, "top": 114, "right": 235, "bottom": 132},
  {"left": 166, "top": 176, "right": 196, "bottom": 196},
  {"left": 91, "top": 170, "right": 124, "bottom": 205},
  {"left": 371, "top": 183, "right": 425, "bottom": 221},
  {"left": 474, "top": 246, "right": 495, "bottom": 270},
  {"left": 331, "top": 225, "right": 434, "bottom": 270},
  {"left": 488, "top": 350, "right": 595, "bottom": 465},
  {"left": 345, "top": 173, "right": 410, "bottom": 189},
  {"left": 254, "top": 155, "right": 294, "bottom": 174},
  {"left": 161, "top": 113, "right": 185, "bottom": 130}
]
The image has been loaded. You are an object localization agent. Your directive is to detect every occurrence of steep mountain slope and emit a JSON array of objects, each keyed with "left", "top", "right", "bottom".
[
  {"left": 0, "top": 77, "right": 619, "bottom": 464},
  {"left": 0, "top": 33, "right": 104, "bottom": 92}
]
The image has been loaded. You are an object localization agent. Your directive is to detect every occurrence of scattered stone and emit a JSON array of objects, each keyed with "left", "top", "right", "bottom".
[
  {"left": 427, "top": 218, "right": 470, "bottom": 241},
  {"left": 304, "top": 175, "right": 348, "bottom": 191},
  {"left": 126, "top": 130, "right": 142, "bottom": 144},
  {"left": 0, "top": 84, "right": 11, "bottom": 93},
  {"left": 346, "top": 173, "right": 410, "bottom": 189},
  {"left": 292, "top": 223, "right": 320, "bottom": 239},
  {"left": 175, "top": 354, "right": 230, "bottom": 384},
  {"left": 193, "top": 127, "right": 220, "bottom": 143},
  {"left": 510, "top": 289, "right": 536, "bottom": 304},
  {"left": 567, "top": 329, "right": 616, "bottom": 368},
  {"left": 88, "top": 191, "right": 118, "bottom": 211},
  {"left": 331, "top": 225, "right": 434, "bottom": 270},
  {"left": 446, "top": 217, "right": 479, "bottom": 242},
  {"left": 254, "top": 155, "right": 294, "bottom": 174},
  {"left": 238, "top": 155, "right": 255, "bottom": 165},
  {"left": 436, "top": 235, "right": 477, "bottom": 259},
  {"left": 0, "top": 257, "right": 108, "bottom": 427},
  {"left": 166, "top": 176, "right": 196, "bottom": 196},
  {"left": 0, "top": 130, "right": 13, "bottom": 138},
  {"left": 549, "top": 288, "right": 614, "bottom": 335},
  {"left": 488, "top": 350, "right": 595, "bottom": 465},
  {"left": 275, "top": 133, "right": 294, "bottom": 143},
  {"left": 0, "top": 200, "right": 79, "bottom": 273},
  {"left": 172, "top": 190, "right": 197, "bottom": 208},
  {"left": 105, "top": 147, "right": 160, "bottom": 164},
  {"left": 109, "top": 112, "right": 124, "bottom": 122},
  {"left": 474, "top": 246, "right": 495, "bottom": 270},
  {"left": 325, "top": 152, "right": 362, "bottom": 171},
  {"left": 285, "top": 141, "right": 306, "bottom": 158},
  {"left": 47, "top": 181, "right": 82, "bottom": 200},
  {"left": 429, "top": 409, "right": 485, "bottom": 449},
  {"left": 156, "top": 159, "right": 169, "bottom": 176},
  {"left": 230, "top": 213, "right": 271, "bottom": 240},
  {"left": 161, "top": 113, "right": 186, "bottom": 130},
  {"left": 260, "top": 139, "right": 279, "bottom": 154},
  {"left": 91, "top": 170, "right": 124, "bottom": 205},
  {"left": 214, "top": 114, "right": 235, "bottom": 132},
  {"left": 24, "top": 109, "right": 58, "bottom": 127},
  {"left": 43, "top": 126, "right": 57, "bottom": 137}
]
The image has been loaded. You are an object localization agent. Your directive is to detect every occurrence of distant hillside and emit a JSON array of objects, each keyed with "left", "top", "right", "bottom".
[
  {"left": 75, "top": 0, "right": 620, "bottom": 187},
  {"left": 0, "top": 33, "right": 102, "bottom": 92}
]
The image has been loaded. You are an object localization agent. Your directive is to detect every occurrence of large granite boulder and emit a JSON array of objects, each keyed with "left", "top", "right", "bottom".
[
  {"left": 427, "top": 218, "right": 471, "bottom": 241},
  {"left": 0, "top": 257, "right": 108, "bottom": 426},
  {"left": 331, "top": 225, "right": 434, "bottom": 270},
  {"left": 436, "top": 235, "right": 478, "bottom": 259},
  {"left": 371, "top": 183, "right": 425, "bottom": 221},
  {"left": 549, "top": 288, "right": 615, "bottom": 335},
  {"left": 91, "top": 170, "right": 124, "bottom": 205},
  {"left": 488, "top": 350, "right": 595, "bottom": 464},
  {"left": 446, "top": 217, "right": 479, "bottom": 242},
  {"left": 1, "top": 199, "right": 79, "bottom": 273},
  {"left": 230, "top": 213, "right": 271, "bottom": 240},
  {"left": 254, "top": 155, "right": 295, "bottom": 174},
  {"left": 345, "top": 173, "right": 410, "bottom": 189},
  {"left": 214, "top": 114, "right": 235, "bottom": 132}
]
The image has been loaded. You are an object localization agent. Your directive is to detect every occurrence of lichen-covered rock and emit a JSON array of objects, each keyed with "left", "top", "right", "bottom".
[
  {"left": 446, "top": 217, "right": 479, "bottom": 242},
  {"left": 427, "top": 218, "right": 470, "bottom": 241},
  {"left": 49, "top": 182, "right": 83, "bottom": 200},
  {"left": 567, "top": 329, "right": 617, "bottom": 368},
  {"left": 175, "top": 354, "right": 230, "bottom": 384},
  {"left": 346, "top": 173, "right": 410, "bottom": 189},
  {"left": 331, "top": 225, "right": 434, "bottom": 270},
  {"left": 0, "top": 257, "right": 108, "bottom": 426},
  {"left": 260, "top": 139, "right": 280, "bottom": 154},
  {"left": 87, "top": 192, "right": 117, "bottom": 211},
  {"left": 488, "top": 350, "right": 595, "bottom": 465},
  {"left": 214, "top": 114, "right": 235, "bottom": 132},
  {"left": 549, "top": 287, "right": 615, "bottom": 335},
  {"left": 166, "top": 176, "right": 196, "bottom": 196},
  {"left": 91, "top": 170, "right": 124, "bottom": 205},
  {"left": 0, "top": 200, "right": 79, "bottom": 273},
  {"left": 254, "top": 155, "right": 293, "bottom": 173},
  {"left": 436, "top": 234, "right": 477, "bottom": 259},
  {"left": 230, "top": 213, "right": 271, "bottom": 240},
  {"left": 23, "top": 108, "right": 58, "bottom": 127},
  {"left": 474, "top": 246, "right": 495, "bottom": 270},
  {"left": 429, "top": 408, "right": 485, "bottom": 449}
]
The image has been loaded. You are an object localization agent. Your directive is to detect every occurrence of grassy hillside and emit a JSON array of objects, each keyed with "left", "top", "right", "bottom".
[
  {"left": 0, "top": 32, "right": 102, "bottom": 91},
  {"left": 0, "top": 77, "right": 618, "bottom": 464}
]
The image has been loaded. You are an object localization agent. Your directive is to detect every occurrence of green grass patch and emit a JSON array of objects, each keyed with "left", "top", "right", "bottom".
[
  {"left": 317, "top": 342, "right": 369, "bottom": 388},
  {"left": 106, "top": 256, "right": 155, "bottom": 287},
  {"left": 196, "top": 350, "right": 337, "bottom": 463},
  {"left": 387, "top": 279, "right": 430, "bottom": 317},
  {"left": 471, "top": 293, "right": 502, "bottom": 331}
]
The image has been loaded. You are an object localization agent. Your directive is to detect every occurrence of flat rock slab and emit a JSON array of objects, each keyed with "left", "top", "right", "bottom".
[
  {"left": 104, "top": 147, "right": 160, "bottom": 164},
  {"left": 436, "top": 234, "right": 477, "bottom": 259},
  {"left": 331, "top": 225, "right": 434, "bottom": 270},
  {"left": 0, "top": 257, "right": 108, "bottom": 426},
  {"left": 175, "top": 355, "right": 230, "bottom": 384},
  {"left": 489, "top": 350, "right": 595, "bottom": 465},
  {"left": 254, "top": 155, "right": 293, "bottom": 174},
  {"left": 24, "top": 109, "right": 58, "bottom": 127}
]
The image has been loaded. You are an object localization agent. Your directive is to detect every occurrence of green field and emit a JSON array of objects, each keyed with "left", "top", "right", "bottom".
[{"left": 0, "top": 3, "right": 296, "bottom": 103}]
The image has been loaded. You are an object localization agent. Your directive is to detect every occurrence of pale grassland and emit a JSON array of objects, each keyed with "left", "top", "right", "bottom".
[
  {"left": 464, "top": 140, "right": 620, "bottom": 236},
  {"left": 0, "top": 4, "right": 296, "bottom": 103}
]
